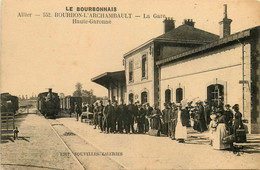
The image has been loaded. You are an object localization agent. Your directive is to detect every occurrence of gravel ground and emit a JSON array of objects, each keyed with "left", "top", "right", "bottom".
[
  {"left": 48, "top": 119, "right": 123, "bottom": 170},
  {"left": 1, "top": 113, "right": 82, "bottom": 170},
  {"left": 1, "top": 113, "right": 259, "bottom": 169},
  {"left": 58, "top": 117, "right": 260, "bottom": 169}
]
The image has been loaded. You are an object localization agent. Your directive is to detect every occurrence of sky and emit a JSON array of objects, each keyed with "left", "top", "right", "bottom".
[{"left": 1, "top": 0, "right": 260, "bottom": 98}]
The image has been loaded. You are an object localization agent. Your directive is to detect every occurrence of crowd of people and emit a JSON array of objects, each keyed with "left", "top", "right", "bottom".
[
  {"left": 74, "top": 98, "right": 246, "bottom": 149},
  {"left": 81, "top": 100, "right": 155, "bottom": 134}
]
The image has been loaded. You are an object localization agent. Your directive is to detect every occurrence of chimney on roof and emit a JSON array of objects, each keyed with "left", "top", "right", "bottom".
[
  {"left": 183, "top": 19, "right": 195, "bottom": 27},
  {"left": 219, "top": 4, "right": 232, "bottom": 38},
  {"left": 163, "top": 17, "right": 175, "bottom": 33}
]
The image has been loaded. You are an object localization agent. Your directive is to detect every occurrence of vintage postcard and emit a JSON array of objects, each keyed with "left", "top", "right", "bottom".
[{"left": 1, "top": 0, "right": 260, "bottom": 169}]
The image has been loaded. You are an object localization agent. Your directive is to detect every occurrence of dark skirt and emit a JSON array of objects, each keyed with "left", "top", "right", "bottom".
[{"left": 151, "top": 117, "right": 161, "bottom": 130}]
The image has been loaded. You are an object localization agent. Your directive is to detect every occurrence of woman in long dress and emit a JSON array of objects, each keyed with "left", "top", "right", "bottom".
[
  {"left": 209, "top": 114, "right": 218, "bottom": 145},
  {"left": 232, "top": 104, "right": 244, "bottom": 134},
  {"left": 175, "top": 105, "right": 187, "bottom": 143},
  {"left": 212, "top": 113, "right": 230, "bottom": 150}
]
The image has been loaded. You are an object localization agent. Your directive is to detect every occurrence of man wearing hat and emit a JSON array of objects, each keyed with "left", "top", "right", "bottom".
[
  {"left": 111, "top": 101, "right": 119, "bottom": 133},
  {"left": 74, "top": 102, "right": 81, "bottom": 121},
  {"left": 103, "top": 100, "right": 114, "bottom": 133},
  {"left": 204, "top": 100, "right": 211, "bottom": 125},
  {"left": 196, "top": 101, "right": 207, "bottom": 132},
  {"left": 127, "top": 100, "right": 135, "bottom": 134},
  {"left": 161, "top": 103, "right": 169, "bottom": 135},
  {"left": 97, "top": 101, "right": 104, "bottom": 132},
  {"left": 119, "top": 99, "right": 127, "bottom": 133},
  {"left": 93, "top": 102, "right": 99, "bottom": 129}
]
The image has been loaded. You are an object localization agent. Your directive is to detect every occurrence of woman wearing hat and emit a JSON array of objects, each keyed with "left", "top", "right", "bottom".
[
  {"left": 212, "top": 108, "right": 230, "bottom": 150},
  {"left": 209, "top": 114, "right": 218, "bottom": 145},
  {"left": 232, "top": 104, "right": 244, "bottom": 136}
]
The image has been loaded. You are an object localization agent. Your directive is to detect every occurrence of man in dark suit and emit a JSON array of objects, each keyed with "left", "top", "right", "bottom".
[
  {"left": 112, "top": 101, "right": 120, "bottom": 133},
  {"left": 97, "top": 101, "right": 104, "bottom": 132},
  {"left": 136, "top": 104, "right": 145, "bottom": 133},
  {"left": 103, "top": 100, "right": 114, "bottom": 134},
  {"left": 197, "top": 101, "right": 207, "bottom": 132},
  {"left": 127, "top": 100, "right": 135, "bottom": 134},
  {"left": 93, "top": 102, "right": 99, "bottom": 129},
  {"left": 204, "top": 100, "right": 211, "bottom": 125},
  {"left": 118, "top": 100, "right": 126, "bottom": 133},
  {"left": 119, "top": 99, "right": 128, "bottom": 133},
  {"left": 162, "top": 103, "right": 169, "bottom": 135},
  {"left": 74, "top": 102, "right": 81, "bottom": 121}
]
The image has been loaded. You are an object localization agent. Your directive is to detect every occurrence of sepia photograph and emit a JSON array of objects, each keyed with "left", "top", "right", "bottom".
[{"left": 1, "top": 0, "right": 260, "bottom": 169}]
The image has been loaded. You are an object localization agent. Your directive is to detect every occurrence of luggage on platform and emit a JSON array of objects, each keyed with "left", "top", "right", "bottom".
[
  {"left": 148, "top": 129, "right": 160, "bottom": 136},
  {"left": 222, "top": 134, "right": 235, "bottom": 144},
  {"left": 235, "top": 129, "right": 247, "bottom": 143}
]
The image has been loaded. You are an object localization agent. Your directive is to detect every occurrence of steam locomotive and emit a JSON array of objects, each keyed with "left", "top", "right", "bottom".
[{"left": 37, "top": 89, "right": 60, "bottom": 118}]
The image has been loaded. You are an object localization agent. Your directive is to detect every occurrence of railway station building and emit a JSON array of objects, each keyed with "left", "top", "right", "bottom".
[{"left": 92, "top": 5, "right": 260, "bottom": 133}]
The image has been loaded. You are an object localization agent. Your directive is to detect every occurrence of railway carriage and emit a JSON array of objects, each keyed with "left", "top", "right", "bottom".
[
  {"left": 1, "top": 93, "right": 19, "bottom": 131},
  {"left": 1, "top": 93, "right": 19, "bottom": 113},
  {"left": 63, "top": 96, "right": 82, "bottom": 114}
]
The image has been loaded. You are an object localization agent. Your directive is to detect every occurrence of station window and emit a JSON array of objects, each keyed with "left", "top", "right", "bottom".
[
  {"left": 142, "top": 54, "right": 147, "bottom": 80},
  {"left": 129, "top": 93, "right": 134, "bottom": 104},
  {"left": 129, "top": 61, "right": 134, "bottom": 83},
  {"left": 141, "top": 91, "right": 148, "bottom": 104},
  {"left": 176, "top": 88, "right": 183, "bottom": 103},
  {"left": 207, "top": 84, "right": 224, "bottom": 107},
  {"left": 165, "top": 89, "right": 171, "bottom": 104}
]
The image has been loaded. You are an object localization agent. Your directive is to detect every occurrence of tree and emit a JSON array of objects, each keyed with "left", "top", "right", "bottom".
[
  {"left": 73, "top": 82, "right": 82, "bottom": 97},
  {"left": 72, "top": 83, "right": 102, "bottom": 105}
]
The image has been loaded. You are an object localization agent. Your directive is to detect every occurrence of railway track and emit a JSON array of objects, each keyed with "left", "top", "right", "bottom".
[
  {"left": 47, "top": 119, "right": 86, "bottom": 170},
  {"left": 46, "top": 118, "right": 124, "bottom": 170}
]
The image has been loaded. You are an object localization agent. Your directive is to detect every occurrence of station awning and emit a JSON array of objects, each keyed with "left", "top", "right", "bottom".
[{"left": 91, "top": 70, "right": 125, "bottom": 89}]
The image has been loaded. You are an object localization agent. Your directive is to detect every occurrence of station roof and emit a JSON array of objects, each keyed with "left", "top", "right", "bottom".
[
  {"left": 124, "top": 24, "right": 219, "bottom": 58},
  {"left": 91, "top": 70, "right": 125, "bottom": 89},
  {"left": 155, "top": 24, "right": 219, "bottom": 44},
  {"left": 155, "top": 26, "right": 260, "bottom": 66}
]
